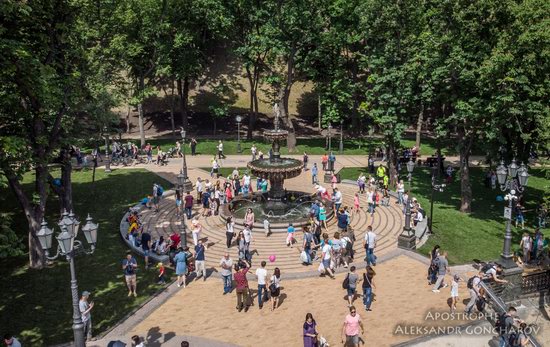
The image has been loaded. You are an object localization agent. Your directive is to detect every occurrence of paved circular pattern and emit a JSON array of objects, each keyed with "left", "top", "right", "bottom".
[{"left": 138, "top": 173, "right": 404, "bottom": 275}]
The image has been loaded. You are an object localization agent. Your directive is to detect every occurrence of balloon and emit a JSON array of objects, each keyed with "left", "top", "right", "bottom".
[{"left": 269, "top": 255, "right": 276, "bottom": 262}]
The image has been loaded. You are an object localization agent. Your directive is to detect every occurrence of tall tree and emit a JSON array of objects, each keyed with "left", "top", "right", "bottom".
[{"left": 0, "top": 0, "right": 116, "bottom": 268}]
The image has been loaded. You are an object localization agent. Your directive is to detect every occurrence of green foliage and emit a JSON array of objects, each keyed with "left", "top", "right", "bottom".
[{"left": 0, "top": 214, "right": 25, "bottom": 258}]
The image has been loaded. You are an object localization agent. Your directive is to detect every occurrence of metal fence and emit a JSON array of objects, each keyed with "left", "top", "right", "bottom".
[{"left": 522, "top": 269, "right": 550, "bottom": 295}]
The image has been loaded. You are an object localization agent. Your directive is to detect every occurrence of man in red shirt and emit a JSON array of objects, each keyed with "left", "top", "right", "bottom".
[
  {"left": 184, "top": 192, "right": 194, "bottom": 220},
  {"left": 234, "top": 259, "right": 251, "bottom": 312},
  {"left": 169, "top": 231, "right": 181, "bottom": 265}
]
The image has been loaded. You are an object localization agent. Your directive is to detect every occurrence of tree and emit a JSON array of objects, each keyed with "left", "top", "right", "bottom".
[{"left": 0, "top": 0, "right": 115, "bottom": 268}]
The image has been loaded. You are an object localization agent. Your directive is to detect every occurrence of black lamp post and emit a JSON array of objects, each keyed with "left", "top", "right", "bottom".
[
  {"left": 36, "top": 211, "right": 98, "bottom": 347},
  {"left": 179, "top": 128, "right": 193, "bottom": 193},
  {"left": 496, "top": 159, "right": 529, "bottom": 269},
  {"left": 236, "top": 115, "right": 243, "bottom": 154},
  {"left": 398, "top": 159, "right": 416, "bottom": 250},
  {"left": 103, "top": 126, "right": 111, "bottom": 173}
]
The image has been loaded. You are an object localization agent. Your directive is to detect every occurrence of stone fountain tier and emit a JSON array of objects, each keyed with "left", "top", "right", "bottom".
[
  {"left": 219, "top": 191, "right": 334, "bottom": 232},
  {"left": 247, "top": 158, "right": 303, "bottom": 200}
]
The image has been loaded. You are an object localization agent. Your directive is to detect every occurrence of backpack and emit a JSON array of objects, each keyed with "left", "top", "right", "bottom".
[
  {"left": 157, "top": 185, "right": 164, "bottom": 196},
  {"left": 508, "top": 331, "right": 519, "bottom": 346},
  {"left": 467, "top": 275, "right": 479, "bottom": 289},
  {"left": 495, "top": 313, "right": 509, "bottom": 336},
  {"left": 342, "top": 273, "right": 350, "bottom": 289},
  {"left": 481, "top": 263, "right": 495, "bottom": 273},
  {"left": 476, "top": 297, "right": 486, "bottom": 312},
  {"left": 345, "top": 238, "right": 353, "bottom": 253}
]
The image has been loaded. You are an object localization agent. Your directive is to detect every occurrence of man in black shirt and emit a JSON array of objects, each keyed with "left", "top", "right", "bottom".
[{"left": 141, "top": 231, "right": 151, "bottom": 269}]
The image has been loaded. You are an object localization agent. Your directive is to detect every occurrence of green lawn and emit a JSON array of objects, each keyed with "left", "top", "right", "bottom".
[
  {"left": 88, "top": 136, "right": 478, "bottom": 157},
  {"left": 0, "top": 169, "right": 173, "bottom": 345},
  {"left": 338, "top": 166, "right": 549, "bottom": 265}
]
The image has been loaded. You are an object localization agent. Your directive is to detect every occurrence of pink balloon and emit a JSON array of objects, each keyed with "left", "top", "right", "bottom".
[{"left": 269, "top": 255, "right": 276, "bottom": 262}]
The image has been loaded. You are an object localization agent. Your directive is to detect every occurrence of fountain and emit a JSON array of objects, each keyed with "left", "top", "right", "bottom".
[{"left": 220, "top": 104, "right": 332, "bottom": 228}]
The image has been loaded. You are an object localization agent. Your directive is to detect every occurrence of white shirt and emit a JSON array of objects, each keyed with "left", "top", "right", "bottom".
[
  {"left": 214, "top": 190, "right": 221, "bottom": 199},
  {"left": 256, "top": 268, "right": 267, "bottom": 285},
  {"left": 243, "top": 175, "right": 251, "bottom": 186},
  {"left": 263, "top": 220, "right": 270, "bottom": 229},
  {"left": 232, "top": 169, "right": 239, "bottom": 177},
  {"left": 226, "top": 222, "right": 234, "bottom": 234},
  {"left": 79, "top": 300, "right": 90, "bottom": 322},
  {"left": 322, "top": 244, "right": 332, "bottom": 260},
  {"left": 220, "top": 257, "right": 233, "bottom": 276},
  {"left": 416, "top": 211, "right": 424, "bottom": 222},
  {"left": 522, "top": 236, "right": 532, "bottom": 249},
  {"left": 212, "top": 160, "right": 219, "bottom": 169},
  {"left": 365, "top": 231, "right": 376, "bottom": 249},
  {"left": 333, "top": 191, "right": 343, "bottom": 204},
  {"left": 243, "top": 228, "right": 251, "bottom": 243},
  {"left": 218, "top": 143, "right": 223, "bottom": 151},
  {"left": 317, "top": 186, "right": 326, "bottom": 194},
  {"left": 366, "top": 191, "right": 374, "bottom": 204},
  {"left": 397, "top": 183, "right": 405, "bottom": 193},
  {"left": 486, "top": 267, "right": 497, "bottom": 278},
  {"left": 196, "top": 181, "right": 203, "bottom": 192},
  {"left": 251, "top": 146, "right": 257, "bottom": 154}
]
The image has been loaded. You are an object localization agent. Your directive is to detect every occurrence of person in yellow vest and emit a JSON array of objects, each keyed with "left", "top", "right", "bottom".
[{"left": 376, "top": 165, "right": 385, "bottom": 185}]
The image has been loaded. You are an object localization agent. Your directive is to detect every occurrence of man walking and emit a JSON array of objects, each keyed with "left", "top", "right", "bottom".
[
  {"left": 184, "top": 191, "right": 194, "bottom": 220},
  {"left": 251, "top": 144, "right": 257, "bottom": 161},
  {"left": 79, "top": 291, "right": 94, "bottom": 341},
  {"left": 141, "top": 229, "right": 151, "bottom": 269},
  {"left": 311, "top": 163, "right": 318, "bottom": 184},
  {"left": 220, "top": 253, "right": 233, "bottom": 294},
  {"left": 243, "top": 224, "right": 252, "bottom": 262},
  {"left": 194, "top": 240, "right": 207, "bottom": 281},
  {"left": 302, "top": 227, "right": 315, "bottom": 264},
  {"left": 341, "top": 306, "right": 364, "bottom": 347},
  {"left": 255, "top": 261, "right": 268, "bottom": 309},
  {"left": 218, "top": 140, "right": 226, "bottom": 159},
  {"left": 328, "top": 152, "right": 336, "bottom": 172},
  {"left": 432, "top": 251, "right": 449, "bottom": 292},
  {"left": 122, "top": 251, "right": 138, "bottom": 297},
  {"left": 464, "top": 272, "right": 481, "bottom": 314},
  {"left": 363, "top": 226, "right": 377, "bottom": 266}
]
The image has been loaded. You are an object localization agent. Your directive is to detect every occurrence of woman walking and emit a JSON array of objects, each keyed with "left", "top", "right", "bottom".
[
  {"left": 269, "top": 267, "right": 282, "bottom": 311},
  {"left": 450, "top": 274, "right": 460, "bottom": 312},
  {"left": 319, "top": 203, "right": 328, "bottom": 232},
  {"left": 428, "top": 245, "right": 440, "bottom": 285},
  {"left": 174, "top": 247, "right": 188, "bottom": 288},
  {"left": 303, "top": 313, "right": 319, "bottom": 347},
  {"left": 244, "top": 208, "right": 255, "bottom": 229},
  {"left": 234, "top": 259, "right": 251, "bottom": 312},
  {"left": 362, "top": 266, "right": 376, "bottom": 311},
  {"left": 237, "top": 231, "right": 246, "bottom": 260},
  {"left": 226, "top": 217, "right": 235, "bottom": 248}
]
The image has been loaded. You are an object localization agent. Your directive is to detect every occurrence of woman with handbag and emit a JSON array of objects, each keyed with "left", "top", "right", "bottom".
[
  {"left": 303, "top": 313, "right": 320, "bottom": 347},
  {"left": 362, "top": 266, "right": 376, "bottom": 311},
  {"left": 269, "top": 267, "right": 282, "bottom": 311}
]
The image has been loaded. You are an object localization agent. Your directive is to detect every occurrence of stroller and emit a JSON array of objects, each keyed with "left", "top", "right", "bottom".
[{"left": 158, "top": 152, "right": 169, "bottom": 166}]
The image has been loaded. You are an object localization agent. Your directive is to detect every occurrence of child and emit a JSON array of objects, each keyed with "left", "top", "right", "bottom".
[
  {"left": 157, "top": 262, "right": 166, "bottom": 284},
  {"left": 450, "top": 274, "right": 459, "bottom": 312},
  {"left": 286, "top": 223, "right": 295, "bottom": 247},
  {"left": 354, "top": 193, "right": 360, "bottom": 213},
  {"left": 264, "top": 219, "right": 270, "bottom": 237}
]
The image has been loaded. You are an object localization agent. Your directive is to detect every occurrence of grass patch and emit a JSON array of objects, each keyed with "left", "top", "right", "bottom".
[
  {"left": 338, "top": 166, "right": 549, "bottom": 264},
  {"left": 0, "top": 169, "right": 173, "bottom": 346}
]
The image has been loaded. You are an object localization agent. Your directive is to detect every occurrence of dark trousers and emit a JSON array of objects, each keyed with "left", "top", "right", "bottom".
[
  {"left": 226, "top": 232, "right": 234, "bottom": 248},
  {"left": 185, "top": 207, "right": 192, "bottom": 219},
  {"left": 258, "top": 284, "right": 267, "bottom": 306}
]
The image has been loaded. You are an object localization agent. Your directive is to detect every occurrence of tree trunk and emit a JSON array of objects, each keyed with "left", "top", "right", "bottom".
[
  {"left": 61, "top": 149, "right": 73, "bottom": 212},
  {"left": 177, "top": 76, "right": 190, "bottom": 130},
  {"left": 125, "top": 104, "right": 131, "bottom": 134},
  {"left": 351, "top": 62, "right": 360, "bottom": 131},
  {"left": 318, "top": 93, "right": 322, "bottom": 132},
  {"left": 245, "top": 66, "right": 258, "bottom": 140},
  {"left": 169, "top": 79, "right": 176, "bottom": 140},
  {"left": 280, "top": 44, "right": 297, "bottom": 152},
  {"left": 137, "top": 75, "right": 146, "bottom": 148},
  {"left": 387, "top": 139, "right": 398, "bottom": 187},
  {"left": 415, "top": 102, "right": 424, "bottom": 149}
]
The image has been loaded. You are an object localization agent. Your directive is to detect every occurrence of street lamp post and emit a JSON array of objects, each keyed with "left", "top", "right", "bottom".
[
  {"left": 339, "top": 120, "right": 343, "bottom": 154},
  {"left": 398, "top": 159, "right": 416, "bottom": 250},
  {"left": 36, "top": 212, "right": 98, "bottom": 347},
  {"left": 177, "top": 172, "right": 189, "bottom": 248},
  {"left": 496, "top": 159, "right": 529, "bottom": 268},
  {"left": 179, "top": 128, "right": 193, "bottom": 193},
  {"left": 494, "top": 159, "right": 529, "bottom": 300},
  {"left": 236, "top": 115, "right": 243, "bottom": 154},
  {"left": 103, "top": 127, "right": 111, "bottom": 173}
]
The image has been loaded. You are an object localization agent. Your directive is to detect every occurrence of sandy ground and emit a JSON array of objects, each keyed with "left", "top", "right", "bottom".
[{"left": 129, "top": 255, "right": 472, "bottom": 347}]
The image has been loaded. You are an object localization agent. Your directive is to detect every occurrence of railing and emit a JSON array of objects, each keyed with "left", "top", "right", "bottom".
[
  {"left": 522, "top": 269, "right": 550, "bottom": 295},
  {"left": 479, "top": 281, "right": 543, "bottom": 347}
]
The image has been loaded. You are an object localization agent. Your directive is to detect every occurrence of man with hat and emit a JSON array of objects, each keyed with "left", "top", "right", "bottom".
[{"left": 79, "top": 290, "right": 94, "bottom": 341}]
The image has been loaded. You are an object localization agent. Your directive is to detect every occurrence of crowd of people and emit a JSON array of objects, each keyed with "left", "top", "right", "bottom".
[{"left": 65, "top": 143, "right": 545, "bottom": 347}]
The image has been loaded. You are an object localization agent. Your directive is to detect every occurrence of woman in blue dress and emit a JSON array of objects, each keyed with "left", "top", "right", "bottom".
[{"left": 174, "top": 247, "right": 187, "bottom": 288}]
